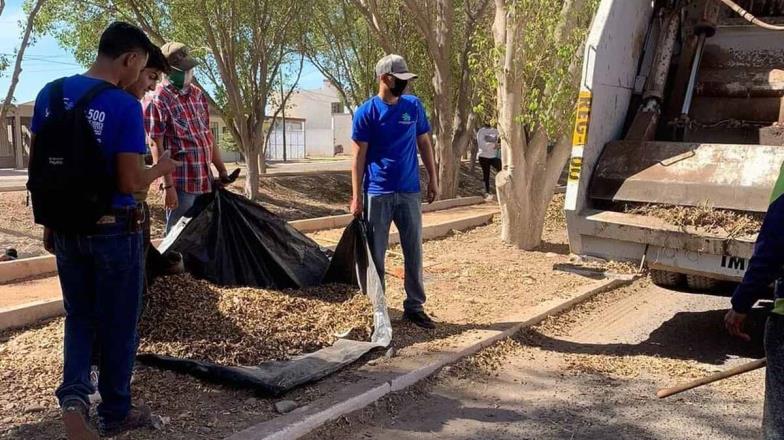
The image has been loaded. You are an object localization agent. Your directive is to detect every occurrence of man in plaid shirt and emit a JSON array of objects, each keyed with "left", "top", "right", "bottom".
[{"left": 145, "top": 42, "right": 229, "bottom": 234}]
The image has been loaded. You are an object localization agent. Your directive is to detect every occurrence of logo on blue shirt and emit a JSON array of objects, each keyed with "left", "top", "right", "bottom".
[{"left": 400, "top": 112, "right": 414, "bottom": 125}]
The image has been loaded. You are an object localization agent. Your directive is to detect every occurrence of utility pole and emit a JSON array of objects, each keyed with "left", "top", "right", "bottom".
[{"left": 280, "top": 70, "right": 287, "bottom": 162}]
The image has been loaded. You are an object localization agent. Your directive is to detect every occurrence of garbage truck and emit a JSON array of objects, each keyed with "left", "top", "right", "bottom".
[{"left": 565, "top": 0, "right": 784, "bottom": 289}]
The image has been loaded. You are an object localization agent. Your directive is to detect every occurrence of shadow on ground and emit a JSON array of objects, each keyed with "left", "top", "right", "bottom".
[{"left": 522, "top": 305, "right": 768, "bottom": 365}]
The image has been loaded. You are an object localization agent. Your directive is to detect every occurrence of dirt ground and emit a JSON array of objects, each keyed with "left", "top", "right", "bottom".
[
  {"left": 307, "top": 279, "right": 766, "bottom": 440},
  {"left": 0, "top": 192, "right": 587, "bottom": 440},
  {"left": 0, "top": 165, "right": 488, "bottom": 259}
]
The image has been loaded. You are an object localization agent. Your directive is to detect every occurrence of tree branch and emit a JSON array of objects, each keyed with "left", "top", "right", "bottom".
[
  {"left": 265, "top": 53, "right": 305, "bottom": 149},
  {"left": 0, "top": 0, "right": 46, "bottom": 126}
]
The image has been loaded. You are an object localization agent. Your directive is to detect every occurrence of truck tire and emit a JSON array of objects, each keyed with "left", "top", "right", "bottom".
[
  {"left": 685, "top": 274, "right": 719, "bottom": 291},
  {"left": 650, "top": 270, "right": 685, "bottom": 288}
]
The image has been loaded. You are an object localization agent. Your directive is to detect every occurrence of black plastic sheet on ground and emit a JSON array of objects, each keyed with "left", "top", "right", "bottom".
[{"left": 140, "top": 191, "right": 391, "bottom": 395}]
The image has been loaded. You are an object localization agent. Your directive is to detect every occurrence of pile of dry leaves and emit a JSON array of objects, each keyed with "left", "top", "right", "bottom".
[{"left": 138, "top": 274, "right": 372, "bottom": 365}]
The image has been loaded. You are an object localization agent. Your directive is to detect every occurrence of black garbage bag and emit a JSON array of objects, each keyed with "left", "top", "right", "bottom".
[
  {"left": 139, "top": 219, "right": 392, "bottom": 395},
  {"left": 158, "top": 188, "right": 329, "bottom": 289}
]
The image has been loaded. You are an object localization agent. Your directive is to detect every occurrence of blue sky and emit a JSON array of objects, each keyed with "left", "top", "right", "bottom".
[{"left": 0, "top": 0, "right": 325, "bottom": 104}]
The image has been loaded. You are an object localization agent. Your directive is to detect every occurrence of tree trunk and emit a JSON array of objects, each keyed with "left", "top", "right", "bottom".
[
  {"left": 431, "top": 56, "right": 457, "bottom": 198},
  {"left": 492, "top": 0, "right": 584, "bottom": 250},
  {"left": 436, "top": 129, "right": 459, "bottom": 199},
  {"left": 493, "top": 0, "right": 542, "bottom": 250},
  {"left": 245, "top": 148, "right": 260, "bottom": 199},
  {"left": 0, "top": 0, "right": 45, "bottom": 125}
]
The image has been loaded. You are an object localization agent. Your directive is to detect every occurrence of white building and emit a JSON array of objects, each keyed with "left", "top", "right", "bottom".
[{"left": 285, "top": 80, "right": 353, "bottom": 157}]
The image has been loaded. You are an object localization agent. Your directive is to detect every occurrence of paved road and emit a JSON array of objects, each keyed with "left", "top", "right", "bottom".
[{"left": 309, "top": 281, "right": 767, "bottom": 440}]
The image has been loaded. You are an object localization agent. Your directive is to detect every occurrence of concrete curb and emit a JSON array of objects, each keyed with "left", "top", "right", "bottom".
[
  {"left": 0, "top": 185, "right": 26, "bottom": 193},
  {"left": 0, "top": 298, "right": 64, "bottom": 330},
  {"left": 224, "top": 275, "right": 634, "bottom": 440},
  {"left": 0, "top": 255, "right": 57, "bottom": 284},
  {"left": 0, "top": 207, "right": 498, "bottom": 331},
  {"left": 259, "top": 169, "right": 350, "bottom": 178},
  {"left": 292, "top": 197, "right": 484, "bottom": 233},
  {"left": 0, "top": 198, "right": 485, "bottom": 284}
]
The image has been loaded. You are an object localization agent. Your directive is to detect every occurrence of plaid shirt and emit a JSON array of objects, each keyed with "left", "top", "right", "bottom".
[{"left": 145, "top": 82, "right": 214, "bottom": 194}]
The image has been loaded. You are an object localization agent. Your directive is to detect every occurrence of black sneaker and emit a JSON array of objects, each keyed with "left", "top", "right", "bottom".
[
  {"left": 61, "top": 398, "right": 99, "bottom": 440},
  {"left": 403, "top": 310, "right": 436, "bottom": 329},
  {"left": 99, "top": 403, "right": 153, "bottom": 437}
]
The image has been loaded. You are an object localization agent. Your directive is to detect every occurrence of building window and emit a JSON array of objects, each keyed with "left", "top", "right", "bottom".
[{"left": 331, "top": 102, "right": 344, "bottom": 114}]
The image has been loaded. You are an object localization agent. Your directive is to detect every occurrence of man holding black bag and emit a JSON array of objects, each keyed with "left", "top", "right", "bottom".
[{"left": 27, "top": 22, "right": 179, "bottom": 438}]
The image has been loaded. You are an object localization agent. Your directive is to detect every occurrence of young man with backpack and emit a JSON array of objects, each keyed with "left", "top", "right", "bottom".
[
  {"left": 350, "top": 54, "right": 439, "bottom": 329},
  {"left": 27, "top": 22, "right": 179, "bottom": 439}
]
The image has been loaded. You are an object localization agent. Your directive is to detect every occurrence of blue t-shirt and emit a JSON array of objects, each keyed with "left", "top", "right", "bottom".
[
  {"left": 352, "top": 95, "right": 431, "bottom": 194},
  {"left": 30, "top": 75, "right": 146, "bottom": 208}
]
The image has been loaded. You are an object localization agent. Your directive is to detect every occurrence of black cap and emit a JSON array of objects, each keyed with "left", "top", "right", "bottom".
[{"left": 98, "top": 21, "right": 157, "bottom": 60}]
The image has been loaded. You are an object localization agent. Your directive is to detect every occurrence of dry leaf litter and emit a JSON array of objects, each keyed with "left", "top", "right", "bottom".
[
  {"left": 624, "top": 202, "right": 762, "bottom": 238},
  {"left": 0, "top": 274, "right": 372, "bottom": 433},
  {"left": 138, "top": 274, "right": 372, "bottom": 365}
]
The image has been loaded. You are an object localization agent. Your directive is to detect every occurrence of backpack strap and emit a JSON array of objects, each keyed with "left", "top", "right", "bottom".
[
  {"left": 47, "top": 78, "right": 67, "bottom": 118},
  {"left": 74, "top": 81, "right": 117, "bottom": 110}
]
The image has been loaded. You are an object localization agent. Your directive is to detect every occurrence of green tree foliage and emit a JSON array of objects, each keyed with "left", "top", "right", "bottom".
[
  {"left": 490, "top": 0, "right": 598, "bottom": 249},
  {"left": 35, "top": 0, "right": 308, "bottom": 198}
]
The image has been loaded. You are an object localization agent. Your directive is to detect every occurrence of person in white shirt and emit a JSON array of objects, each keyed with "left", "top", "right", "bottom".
[{"left": 475, "top": 125, "right": 501, "bottom": 198}]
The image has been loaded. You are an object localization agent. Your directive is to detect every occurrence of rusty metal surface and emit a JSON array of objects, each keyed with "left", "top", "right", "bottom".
[
  {"left": 691, "top": 96, "right": 783, "bottom": 122},
  {"left": 697, "top": 67, "right": 784, "bottom": 97},
  {"left": 644, "top": 8, "right": 681, "bottom": 101},
  {"left": 720, "top": 0, "right": 784, "bottom": 16},
  {"left": 589, "top": 140, "right": 784, "bottom": 212},
  {"left": 702, "top": 25, "right": 784, "bottom": 69},
  {"left": 682, "top": 124, "right": 784, "bottom": 145},
  {"left": 579, "top": 209, "right": 757, "bottom": 258}
]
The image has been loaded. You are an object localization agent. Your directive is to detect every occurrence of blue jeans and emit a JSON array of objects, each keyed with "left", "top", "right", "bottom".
[
  {"left": 165, "top": 189, "right": 200, "bottom": 235},
  {"left": 765, "top": 313, "right": 784, "bottom": 439},
  {"left": 54, "top": 212, "right": 144, "bottom": 424},
  {"left": 365, "top": 192, "right": 426, "bottom": 313}
]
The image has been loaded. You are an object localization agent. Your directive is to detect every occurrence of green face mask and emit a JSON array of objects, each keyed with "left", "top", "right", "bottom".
[{"left": 169, "top": 70, "right": 185, "bottom": 89}]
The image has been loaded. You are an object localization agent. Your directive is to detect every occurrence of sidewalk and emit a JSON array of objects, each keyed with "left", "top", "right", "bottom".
[
  {"left": 232, "top": 159, "right": 353, "bottom": 176},
  {"left": 0, "top": 169, "right": 27, "bottom": 192},
  {"left": 0, "top": 203, "right": 498, "bottom": 313}
]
